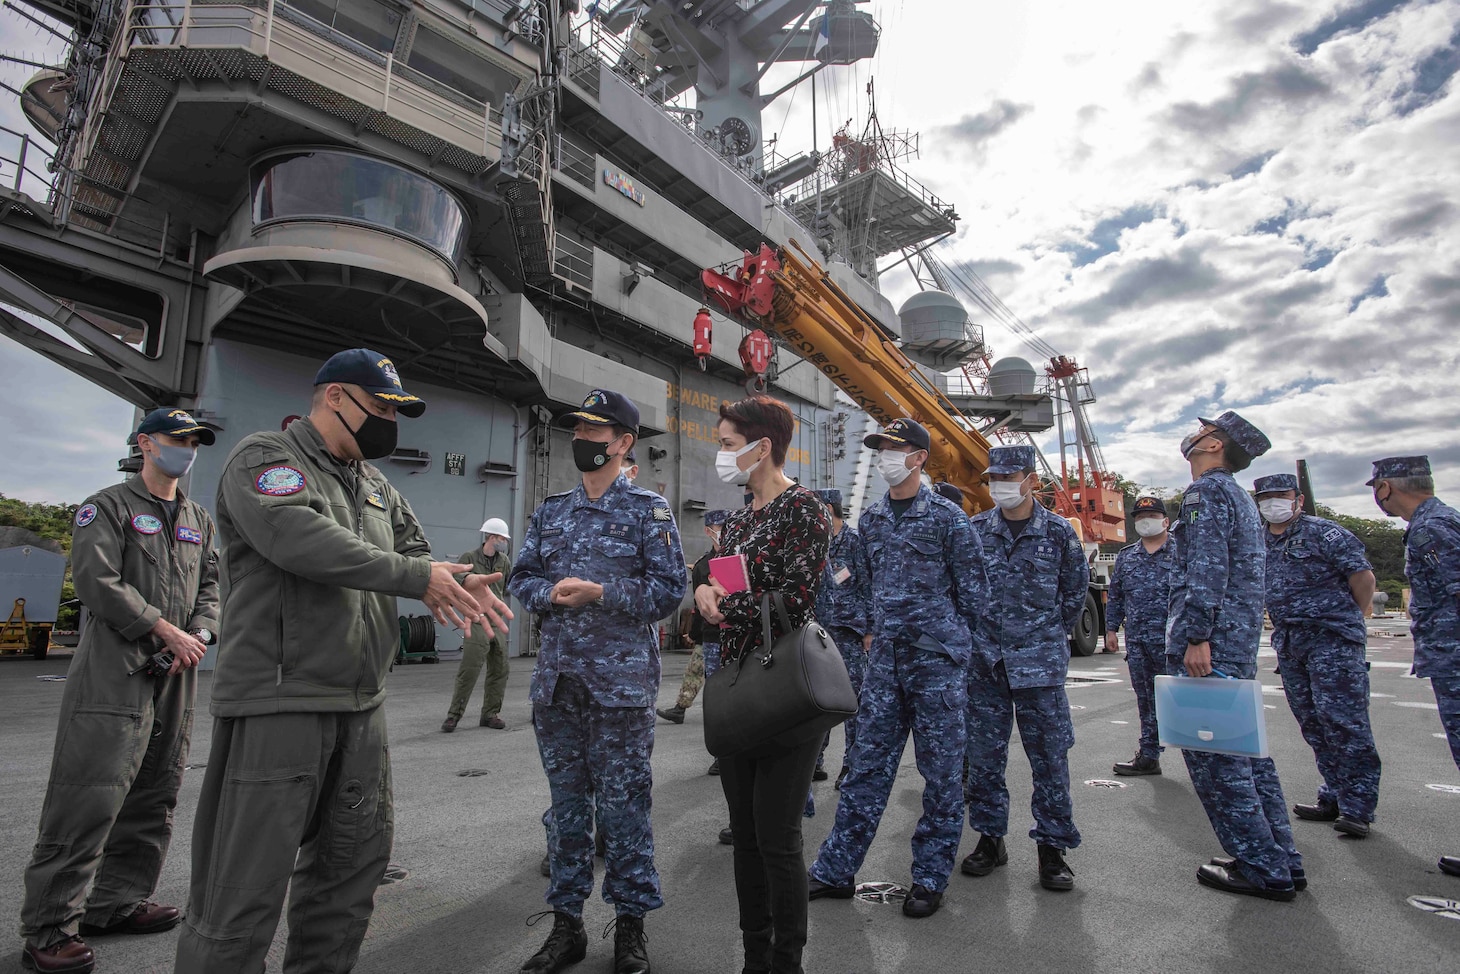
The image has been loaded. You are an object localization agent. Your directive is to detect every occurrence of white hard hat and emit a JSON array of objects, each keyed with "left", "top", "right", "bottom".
[{"left": 480, "top": 517, "right": 510, "bottom": 538}]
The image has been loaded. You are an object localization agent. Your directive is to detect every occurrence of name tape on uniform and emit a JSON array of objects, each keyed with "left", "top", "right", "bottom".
[{"left": 177, "top": 525, "right": 203, "bottom": 544}]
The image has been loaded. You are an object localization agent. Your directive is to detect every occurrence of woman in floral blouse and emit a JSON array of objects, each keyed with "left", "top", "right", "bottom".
[{"left": 696, "top": 395, "right": 830, "bottom": 974}]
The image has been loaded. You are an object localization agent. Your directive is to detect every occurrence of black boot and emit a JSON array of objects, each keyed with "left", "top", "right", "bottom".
[
  {"left": 656, "top": 706, "right": 686, "bottom": 724},
  {"left": 520, "top": 912, "right": 587, "bottom": 974},
  {"left": 960, "top": 835, "right": 1007, "bottom": 876},
  {"left": 608, "top": 915, "right": 651, "bottom": 974},
  {"left": 1112, "top": 754, "right": 1161, "bottom": 776},
  {"left": 740, "top": 926, "right": 773, "bottom": 974},
  {"left": 1038, "top": 845, "right": 1075, "bottom": 891},
  {"left": 1292, "top": 801, "right": 1339, "bottom": 822}
]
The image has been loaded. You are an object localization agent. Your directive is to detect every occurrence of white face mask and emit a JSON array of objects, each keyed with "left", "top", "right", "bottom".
[
  {"left": 715, "top": 440, "right": 763, "bottom": 485},
  {"left": 876, "top": 450, "right": 914, "bottom": 486},
  {"left": 1258, "top": 498, "right": 1298, "bottom": 524},
  {"left": 989, "top": 480, "right": 1029, "bottom": 511},
  {"left": 1134, "top": 517, "right": 1167, "bottom": 538}
]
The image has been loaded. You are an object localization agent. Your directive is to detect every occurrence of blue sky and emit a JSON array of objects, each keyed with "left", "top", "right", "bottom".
[{"left": 3, "top": 0, "right": 1460, "bottom": 518}]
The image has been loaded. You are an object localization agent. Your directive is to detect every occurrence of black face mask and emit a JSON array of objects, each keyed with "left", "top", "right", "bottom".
[
  {"left": 338, "top": 390, "right": 398, "bottom": 460},
  {"left": 572, "top": 436, "right": 620, "bottom": 473}
]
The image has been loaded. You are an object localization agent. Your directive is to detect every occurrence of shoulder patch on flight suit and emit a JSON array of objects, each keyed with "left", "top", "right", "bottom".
[
  {"left": 365, "top": 490, "right": 386, "bottom": 509},
  {"left": 256, "top": 466, "right": 307, "bottom": 496},
  {"left": 75, "top": 504, "right": 97, "bottom": 527},
  {"left": 131, "top": 513, "right": 164, "bottom": 535},
  {"left": 177, "top": 525, "right": 203, "bottom": 544}
]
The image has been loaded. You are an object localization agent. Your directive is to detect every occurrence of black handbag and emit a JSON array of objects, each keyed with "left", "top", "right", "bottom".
[{"left": 702, "top": 592, "right": 859, "bottom": 758}]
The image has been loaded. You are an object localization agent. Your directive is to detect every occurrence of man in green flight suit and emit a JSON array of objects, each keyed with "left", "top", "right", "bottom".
[
  {"left": 20, "top": 408, "right": 219, "bottom": 974},
  {"left": 173, "top": 349, "right": 512, "bottom": 974},
  {"left": 443, "top": 517, "right": 514, "bottom": 732}
]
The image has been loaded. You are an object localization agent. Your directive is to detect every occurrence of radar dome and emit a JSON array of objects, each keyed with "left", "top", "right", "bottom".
[{"left": 989, "top": 357, "right": 1037, "bottom": 397}]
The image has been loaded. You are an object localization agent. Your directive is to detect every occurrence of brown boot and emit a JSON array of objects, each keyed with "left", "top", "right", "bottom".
[
  {"left": 441, "top": 716, "right": 459, "bottom": 733},
  {"left": 79, "top": 902, "right": 181, "bottom": 936},
  {"left": 20, "top": 935, "right": 94, "bottom": 972}
]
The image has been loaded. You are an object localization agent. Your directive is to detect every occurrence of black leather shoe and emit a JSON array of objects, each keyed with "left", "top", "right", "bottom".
[
  {"left": 1440, "top": 856, "right": 1460, "bottom": 877},
  {"left": 1196, "top": 864, "right": 1295, "bottom": 902},
  {"left": 807, "top": 876, "right": 856, "bottom": 900},
  {"left": 719, "top": 827, "right": 734, "bottom": 845},
  {"left": 520, "top": 912, "right": 587, "bottom": 974},
  {"left": 834, "top": 767, "right": 848, "bottom": 790},
  {"left": 1334, "top": 816, "right": 1370, "bottom": 838},
  {"left": 707, "top": 758, "right": 721, "bottom": 776},
  {"left": 961, "top": 835, "right": 1007, "bottom": 877},
  {"left": 1112, "top": 754, "right": 1161, "bottom": 776},
  {"left": 1038, "top": 845, "right": 1075, "bottom": 891},
  {"left": 812, "top": 767, "right": 829, "bottom": 781},
  {"left": 901, "top": 883, "right": 942, "bottom": 918},
  {"left": 20, "top": 936, "right": 94, "bottom": 973},
  {"left": 1292, "top": 801, "right": 1339, "bottom": 822},
  {"left": 608, "top": 915, "right": 650, "bottom": 974},
  {"left": 1209, "top": 856, "right": 1307, "bottom": 892},
  {"left": 655, "top": 706, "right": 685, "bottom": 724}
]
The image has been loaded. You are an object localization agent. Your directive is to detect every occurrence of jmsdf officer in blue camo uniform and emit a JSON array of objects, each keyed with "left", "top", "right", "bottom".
[
  {"left": 1105, "top": 495, "right": 1176, "bottom": 777},
  {"left": 807, "top": 418, "right": 987, "bottom": 920},
  {"left": 1367, "top": 455, "right": 1460, "bottom": 878},
  {"left": 508, "top": 389, "right": 686, "bottom": 974},
  {"left": 1168, "top": 412, "right": 1303, "bottom": 902},
  {"left": 812, "top": 487, "right": 873, "bottom": 788},
  {"left": 1254, "top": 472, "right": 1380, "bottom": 838},
  {"left": 962, "top": 444, "right": 1090, "bottom": 892}
]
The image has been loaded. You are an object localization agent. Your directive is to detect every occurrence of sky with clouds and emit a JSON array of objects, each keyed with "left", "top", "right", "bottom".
[{"left": 2, "top": 0, "right": 1459, "bottom": 518}]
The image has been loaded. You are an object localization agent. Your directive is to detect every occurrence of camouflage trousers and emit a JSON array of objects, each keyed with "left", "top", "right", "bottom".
[
  {"left": 534, "top": 674, "right": 661, "bottom": 918},
  {"left": 1433, "top": 674, "right": 1460, "bottom": 772},
  {"left": 810, "top": 641, "right": 967, "bottom": 893},
  {"left": 1166, "top": 654, "right": 1301, "bottom": 890},
  {"left": 1274, "top": 626, "right": 1381, "bottom": 821},
  {"left": 1125, "top": 638, "right": 1166, "bottom": 761},
  {"left": 673, "top": 641, "right": 720, "bottom": 710},
  {"left": 963, "top": 661, "right": 1081, "bottom": 849},
  {"left": 816, "top": 626, "right": 869, "bottom": 774}
]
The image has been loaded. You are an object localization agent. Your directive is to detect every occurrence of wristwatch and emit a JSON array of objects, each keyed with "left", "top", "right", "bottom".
[{"left": 190, "top": 628, "right": 216, "bottom": 645}]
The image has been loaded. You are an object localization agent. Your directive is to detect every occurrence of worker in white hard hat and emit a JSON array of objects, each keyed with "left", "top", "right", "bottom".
[{"left": 443, "top": 517, "right": 514, "bottom": 731}]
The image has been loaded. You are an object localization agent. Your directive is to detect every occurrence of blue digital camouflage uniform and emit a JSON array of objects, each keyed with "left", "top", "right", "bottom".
[
  {"left": 813, "top": 514, "right": 872, "bottom": 770},
  {"left": 965, "top": 501, "right": 1090, "bottom": 849},
  {"left": 1106, "top": 534, "right": 1175, "bottom": 761},
  {"left": 809, "top": 484, "right": 988, "bottom": 893},
  {"left": 1258, "top": 471, "right": 1379, "bottom": 822},
  {"left": 1168, "top": 458, "right": 1301, "bottom": 890},
  {"left": 1396, "top": 491, "right": 1460, "bottom": 773},
  {"left": 508, "top": 474, "right": 686, "bottom": 918}
]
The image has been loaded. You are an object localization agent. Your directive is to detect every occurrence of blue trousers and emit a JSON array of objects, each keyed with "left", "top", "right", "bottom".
[
  {"left": 1273, "top": 626, "right": 1381, "bottom": 820},
  {"left": 817, "top": 626, "right": 869, "bottom": 773},
  {"left": 964, "top": 661, "right": 1081, "bottom": 849},
  {"left": 809, "top": 642, "right": 967, "bottom": 893},
  {"left": 1166, "top": 654, "right": 1301, "bottom": 890},
  {"left": 1433, "top": 674, "right": 1460, "bottom": 772},
  {"left": 533, "top": 675, "right": 661, "bottom": 917},
  {"left": 1126, "top": 639, "right": 1166, "bottom": 760}
]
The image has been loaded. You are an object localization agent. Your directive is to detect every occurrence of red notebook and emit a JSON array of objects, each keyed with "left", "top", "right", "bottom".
[{"left": 709, "top": 553, "right": 750, "bottom": 593}]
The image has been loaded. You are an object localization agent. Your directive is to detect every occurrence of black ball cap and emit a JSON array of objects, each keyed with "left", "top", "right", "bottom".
[
  {"left": 314, "top": 348, "right": 426, "bottom": 418},
  {"left": 132, "top": 407, "right": 216, "bottom": 446},
  {"left": 557, "top": 389, "right": 640, "bottom": 434}
]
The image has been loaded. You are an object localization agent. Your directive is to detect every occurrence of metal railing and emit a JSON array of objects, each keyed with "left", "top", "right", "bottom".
[
  {"left": 0, "top": 125, "right": 56, "bottom": 201},
  {"left": 555, "top": 130, "right": 595, "bottom": 188}
]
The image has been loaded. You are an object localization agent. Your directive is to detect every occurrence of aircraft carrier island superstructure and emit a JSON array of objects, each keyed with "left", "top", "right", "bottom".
[{"left": 0, "top": 0, "right": 965, "bottom": 655}]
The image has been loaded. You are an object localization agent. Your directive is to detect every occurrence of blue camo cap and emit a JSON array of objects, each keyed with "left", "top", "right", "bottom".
[
  {"left": 1198, "top": 411, "right": 1270, "bottom": 458},
  {"left": 1253, "top": 473, "right": 1298, "bottom": 495},
  {"left": 815, "top": 488, "right": 842, "bottom": 506},
  {"left": 987, "top": 444, "right": 1037, "bottom": 475},
  {"left": 703, "top": 509, "right": 728, "bottom": 526},
  {"left": 1366, "top": 455, "right": 1430, "bottom": 486},
  {"left": 932, "top": 482, "right": 964, "bottom": 504},
  {"left": 131, "top": 407, "right": 215, "bottom": 446},
  {"left": 863, "top": 417, "right": 930, "bottom": 452},
  {"left": 314, "top": 348, "right": 426, "bottom": 417},
  {"left": 557, "top": 388, "right": 639, "bottom": 434}
]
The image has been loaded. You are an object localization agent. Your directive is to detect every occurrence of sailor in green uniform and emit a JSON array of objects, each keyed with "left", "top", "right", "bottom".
[
  {"left": 443, "top": 517, "right": 514, "bottom": 731},
  {"left": 173, "top": 350, "right": 512, "bottom": 974},
  {"left": 20, "top": 408, "right": 219, "bottom": 974}
]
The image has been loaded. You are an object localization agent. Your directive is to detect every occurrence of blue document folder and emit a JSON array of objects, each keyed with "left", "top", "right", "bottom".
[{"left": 1154, "top": 674, "right": 1269, "bottom": 759}]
